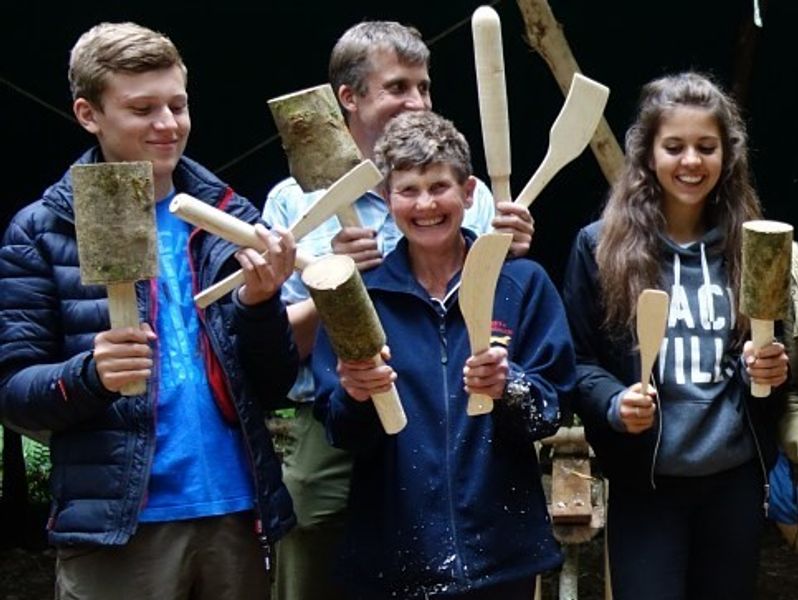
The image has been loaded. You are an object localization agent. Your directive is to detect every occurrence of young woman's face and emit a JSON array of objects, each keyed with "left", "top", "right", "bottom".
[{"left": 651, "top": 106, "right": 723, "bottom": 218}]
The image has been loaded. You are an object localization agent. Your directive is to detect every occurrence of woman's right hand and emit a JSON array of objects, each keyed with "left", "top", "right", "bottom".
[
  {"left": 337, "top": 346, "right": 396, "bottom": 402},
  {"left": 618, "top": 382, "right": 657, "bottom": 434}
]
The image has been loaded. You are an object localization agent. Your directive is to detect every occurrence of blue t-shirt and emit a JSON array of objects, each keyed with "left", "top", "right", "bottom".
[{"left": 138, "top": 192, "right": 254, "bottom": 522}]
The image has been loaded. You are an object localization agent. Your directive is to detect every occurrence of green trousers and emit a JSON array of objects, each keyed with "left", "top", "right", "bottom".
[{"left": 273, "top": 405, "right": 352, "bottom": 600}]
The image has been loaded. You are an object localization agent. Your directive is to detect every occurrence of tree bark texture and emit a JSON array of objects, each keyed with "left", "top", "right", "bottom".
[
  {"left": 741, "top": 220, "right": 792, "bottom": 320},
  {"left": 301, "top": 254, "right": 385, "bottom": 360},
  {"left": 71, "top": 161, "right": 156, "bottom": 284}
]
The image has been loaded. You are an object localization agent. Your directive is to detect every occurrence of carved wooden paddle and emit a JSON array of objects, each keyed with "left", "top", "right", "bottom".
[
  {"left": 515, "top": 73, "right": 609, "bottom": 208},
  {"left": 459, "top": 232, "right": 513, "bottom": 416},
  {"left": 636, "top": 289, "right": 669, "bottom": 395}
]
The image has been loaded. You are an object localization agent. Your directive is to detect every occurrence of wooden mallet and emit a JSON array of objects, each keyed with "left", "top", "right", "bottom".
[
  {"left": 71, "top": 161, "right": 156, "bottom": 396},
  {"left": 741, "top": 220, "right": 793, "bottom": 397},
  {"left": 269, "top": 83, "right": 363, "bottom": 227},
  {"left": 301, "top": 254, "right": 407, "bottom": 434}
]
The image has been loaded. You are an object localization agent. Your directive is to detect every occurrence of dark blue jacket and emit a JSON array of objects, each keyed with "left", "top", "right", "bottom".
[
  {"left": 563, "top": 221, "right": 782, "bottom": 492},
  {"left": 313, "top": 232, "right": 575, "bottom": 598},
  {"left": 0, "top": 148, "right": 297, "bottom": 551}
]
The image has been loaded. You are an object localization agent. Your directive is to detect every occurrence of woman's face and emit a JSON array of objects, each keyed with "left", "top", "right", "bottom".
[{"left": 651, "top": 106, "right": 723, "bottom": 220}]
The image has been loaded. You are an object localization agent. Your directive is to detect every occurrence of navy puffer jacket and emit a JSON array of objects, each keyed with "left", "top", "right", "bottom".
[{"left": 0, "top": 148, "right": 297, "bottom": 551}]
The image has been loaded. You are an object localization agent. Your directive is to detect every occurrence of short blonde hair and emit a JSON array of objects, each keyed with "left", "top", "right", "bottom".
[{"left": 68, "top": 22, "right": 186, "bottom": 106}]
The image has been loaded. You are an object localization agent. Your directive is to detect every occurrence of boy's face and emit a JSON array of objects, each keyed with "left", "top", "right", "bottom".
[
  {"left": 73, "top": 65, "right": 190, "bottom": 197},
  {"left": 387, "top": 163, "right": 475, "bottom": 253}
]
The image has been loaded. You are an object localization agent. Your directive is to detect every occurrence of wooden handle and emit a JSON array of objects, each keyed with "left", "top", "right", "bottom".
[
  {"left": 171, "top": 194, "right": 264, "bottom": 249},
  {"left": 107, "top": 282, "right": 146, "bottom": 396},
  {"left": 459, "top": 233, "right": 513, "bottom": 416},
  {"left": 515, "top": 73, "right": 609, "bottom": 208},
  {"left": 516, "top": 0, "right": 624, "bottom": 184},
  {"left": 636, "top": 289, "right": 669, "bottom": 395},
  {"left": 750, "top": 318, "right": 774, "bottom": 397},
  {"left": 193, "top": 160, "right": 381, "bottom": 308},
  {"left": 372, "top": 355, "right": 408, "bottom": 434},
  {"left": 472, "top": 5, "right": 512, "bottom": 204}
]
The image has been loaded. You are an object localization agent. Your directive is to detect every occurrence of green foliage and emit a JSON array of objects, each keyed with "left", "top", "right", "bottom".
[{"left": 0, "top": 432, "right": 52, "bottom": 504}]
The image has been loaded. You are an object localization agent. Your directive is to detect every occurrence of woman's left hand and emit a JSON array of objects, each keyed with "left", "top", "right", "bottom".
[
  {"left": 743, "top": 340, "right": 789, "bottom": 389},
  {"left": 463, "top": 346, "right": 509, "bottom": 399}
]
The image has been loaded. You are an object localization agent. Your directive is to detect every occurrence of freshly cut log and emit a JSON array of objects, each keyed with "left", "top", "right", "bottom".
[{"left": 302, "top": 254, "right": 407, "bottom": 434}]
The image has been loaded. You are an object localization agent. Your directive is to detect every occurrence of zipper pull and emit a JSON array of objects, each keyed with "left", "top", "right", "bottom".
[{"left": 763, "top": 482, "right": 771, "bottom": 517}]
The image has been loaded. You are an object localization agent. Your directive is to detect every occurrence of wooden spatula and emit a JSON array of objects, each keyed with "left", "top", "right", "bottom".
[
  {"left": 636, "top": 289, "right": 669, "bottom": 394},
  {"left": 459, "top": 232, "right": 513, "bottom": 416},
  {"left": 515, "top": 73, "right": 609, "bottom": 208}
]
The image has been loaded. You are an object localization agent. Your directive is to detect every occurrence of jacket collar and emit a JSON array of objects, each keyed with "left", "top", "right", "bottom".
[
  {"left": 41, "top": 147, "right": 230, "bottom": 222},
  {"left": 364, "top": 228, "right": 478, "bottom": 299}
]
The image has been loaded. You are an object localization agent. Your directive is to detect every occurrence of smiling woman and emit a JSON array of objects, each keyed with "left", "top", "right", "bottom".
[{"left": 563, "top": 71, "right": 789, "bottom": 600}]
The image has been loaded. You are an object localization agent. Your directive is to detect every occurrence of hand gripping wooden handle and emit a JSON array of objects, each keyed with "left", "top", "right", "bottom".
[
  {"left": 107, "top": 282, "right": 146, "bottom": 396},
  {"left": 301, "top": 254, "right": 407, "bottom": 435},
  {"left": 189, "top": 160, "right": 382, "bottom": 308},
  {"left": 472, "top": 5, "right": 512, "bottom": 204}
]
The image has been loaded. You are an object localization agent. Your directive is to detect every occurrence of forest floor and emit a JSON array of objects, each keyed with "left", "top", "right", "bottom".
[{"left": 1, "top": 521, "right": 796, "bottom": 599}]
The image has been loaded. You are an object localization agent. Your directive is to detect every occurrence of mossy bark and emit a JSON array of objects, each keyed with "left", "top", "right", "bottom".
[
  {"left": 741, "top": 220, "right": 793, "bottom": 320},
  {"left": 71, "top": 161, "right": 156, "bottom": 284},
  {"left": 301, "top": 254, "right": 385, "bottom": 360},
  {"left": 269, "top": 83, "right": 362, "bottom": 191}
]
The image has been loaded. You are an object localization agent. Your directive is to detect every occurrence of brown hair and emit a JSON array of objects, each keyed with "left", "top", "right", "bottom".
[
  {"left": 596, "top": 71, "right": 761, "bottom": 339},
  {"left": 329, "top": 21, "right": 429, "bottom": 98},
  {"left": 68, "top": 22, "right": 186, "bottom": 107},
  {"left": 374, "top": 111, "right": 471, "bottom": 188}
]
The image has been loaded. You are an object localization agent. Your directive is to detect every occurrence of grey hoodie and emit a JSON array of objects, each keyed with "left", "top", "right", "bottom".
[{"left": 654, "top": 227, "right": 754, "bottom": 476}]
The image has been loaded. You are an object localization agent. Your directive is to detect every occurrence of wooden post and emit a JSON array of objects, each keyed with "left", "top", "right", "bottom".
[
  {"left": 515, "top": 0, "right": 624, "bottom": 184},
  {"left": 302, "top": 255, "right": 407, "bottom": 434},
  {"left": 741, "top": 220, "right": 792, "bottom": 397},
  {"left": 71, "top": 161, "right": 156, "bottom": 396}
]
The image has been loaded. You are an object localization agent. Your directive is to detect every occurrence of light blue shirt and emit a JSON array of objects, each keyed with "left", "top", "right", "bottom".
[{"left": 262, "top": 176, "right": 495, "bottom": 403}]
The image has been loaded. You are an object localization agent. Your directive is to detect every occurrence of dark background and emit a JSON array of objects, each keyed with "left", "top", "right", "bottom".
[{"left": 2, "top": 0, "right": 797, "bottom": 283}]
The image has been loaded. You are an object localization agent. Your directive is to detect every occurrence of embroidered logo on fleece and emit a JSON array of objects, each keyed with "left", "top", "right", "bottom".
[{"left": 490, "top": 320, "right": 513, "bottom": 347}]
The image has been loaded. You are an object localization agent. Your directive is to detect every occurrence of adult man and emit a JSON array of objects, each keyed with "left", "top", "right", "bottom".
[
  {"left": 262, "top": 21, "right": 534, "bottom": 600},
  {"left": 0, "top": 22, "right": 297, "bottom": 600}
]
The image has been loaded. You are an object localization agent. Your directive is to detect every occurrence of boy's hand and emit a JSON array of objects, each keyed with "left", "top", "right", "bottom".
[
  {"left": 331, "top": 226, "right": 382, "bottom": 271},
  {"left": 338, "top": 346, "right": 396, "bottom": 402},
  {"left": 463, "top": 346, "right": 509, "bottom": 399},
  {"left": 93, "top": 323, "right": 157, "bottom": 393},
  {"left": 492, "top": 201, "right": 534, "bottom": 257},
  {"left": 236, "top": 225, "right": 295, "bottom": 306},
  {"left": 743, "top": 340, "right": 789, "bottom": 389}
]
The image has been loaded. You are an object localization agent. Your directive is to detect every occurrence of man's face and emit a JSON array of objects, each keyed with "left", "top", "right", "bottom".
[
  {"left": 342, "top": 48, "right": 431, "bottom": 153},
  {"left": 73, "top": 65, "right": 190, "bottom": 197}
]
